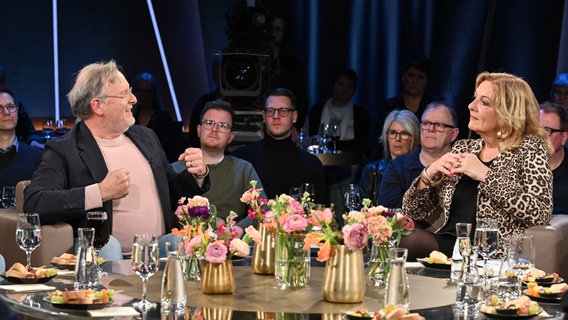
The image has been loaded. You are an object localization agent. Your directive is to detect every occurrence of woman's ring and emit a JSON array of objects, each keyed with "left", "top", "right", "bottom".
[
  {"left": 189, "top": 161, "right": 193, "bottom": 168},
  {"left": 457, "top": 160, "right": 462, "bottom": 167}
]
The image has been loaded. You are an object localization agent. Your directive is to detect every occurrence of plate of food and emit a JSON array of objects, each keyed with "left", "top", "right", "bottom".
[
  {"left": 343, "top": 305, "right": 422, "bottom": 320},
  {"left": 416, "top": 251, "right": 451, "bottom": 270},
  {"left": 51, "top": 253, "right": 76, "bottom": 270},
  {"left": 523, "top": 282, "right": 567, "bottom": 303},
  {"left": 1, "top": 263, "right": 57, "bottom": 284},
  {"left": 47, "top": 289, "right": 115, "bottom": 310},
  {"left": 480, "top": 295, "right": 542, "bottom": 319}
]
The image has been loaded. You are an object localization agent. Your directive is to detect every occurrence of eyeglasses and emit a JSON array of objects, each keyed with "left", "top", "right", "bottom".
[
  {"left": 543, "top": 126, "right": 565, "bottom": 136},
  {"left": 263, "top": 107, "right": 295, "bottom": 117},
  {"left": 201, "top": 119, "right": 232, "bottom": 133},
  {"left": 0, "top": 103, "right": 17, "bottom": 113},
  {"left": 420, "top": 121, "right": 455, "bottom": 132},
  {"left": 387, "top": 130, "right": 411, "bottom": 140},
  {"left": 102, "top": 87, "right": 133, "bottom": 100}
]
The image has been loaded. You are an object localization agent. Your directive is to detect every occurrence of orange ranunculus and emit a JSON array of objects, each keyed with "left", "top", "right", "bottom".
[{"left": 315, "top": 241, "right": 332, "bottom": 262}]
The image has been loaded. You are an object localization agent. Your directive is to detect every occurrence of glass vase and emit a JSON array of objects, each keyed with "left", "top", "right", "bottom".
[
  {"left": 252, "top": 223, "right": 276, "bottom": 274},
  {"left": 201, "top": 259, "right": 236, "bottom": 294},
  {"left": 275, "top": 231, "right": 310, "bottom": 288},
  {"left": 182, "top": 254, "right": 202, "bottom": 281},
  {"left": 368, "top": 239, "right": 395, "bottom": 287},
  {"left": 322, "top": 244, "right": 365, "bottom": 303}
]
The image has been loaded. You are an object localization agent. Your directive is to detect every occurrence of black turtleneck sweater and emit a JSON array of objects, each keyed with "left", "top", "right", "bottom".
[{"left": 231, "top": 134, "right": 329, "bottom": 205}]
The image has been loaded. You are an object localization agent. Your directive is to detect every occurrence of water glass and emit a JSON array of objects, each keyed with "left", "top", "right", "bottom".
[
  {"left": 1, "top": 186, "right": 16, "bottom": 209},
  {"left": 16, "top": 213, "right": 42, "bottom": 270},
  {"left": 131, "top": 233, "right": 159, "bottom": 312},
  {"left": 343, "top": 184, "right": 361, "bottom": 212},
  {"left": 496, "top": 276, "right": 522, "bottom": 301}
]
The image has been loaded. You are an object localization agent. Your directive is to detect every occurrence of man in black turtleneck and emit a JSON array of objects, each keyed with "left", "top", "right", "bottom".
[{"left": 232, "top": 88, "right": 329, "bottom": 205}]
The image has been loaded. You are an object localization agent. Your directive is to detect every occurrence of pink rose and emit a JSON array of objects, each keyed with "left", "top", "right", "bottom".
[
  {"left": 185, "top": 235, "right": 202, "bottom": 256},
  {"left": 398, "top": 215, "right": 415, "bottom": 231},
  {"left": 279, "top": 214, "right": 308, "bottom": 233},
  {"left": 205, "top": 241, "right": 228, "bottom": 263},
  {"left": 342, "top": 223, "right": 368, "bottom": 251},
  {"left": 245, "top": 226, "right": 261, "bottom": 243},
  {"left": 229, "top": 238, "right": 250, "bottom": 257}
]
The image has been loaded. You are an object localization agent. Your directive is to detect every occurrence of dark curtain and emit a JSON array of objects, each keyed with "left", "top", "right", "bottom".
[{"left": 272, "top": 0, "right": 566, "bottom": 149}]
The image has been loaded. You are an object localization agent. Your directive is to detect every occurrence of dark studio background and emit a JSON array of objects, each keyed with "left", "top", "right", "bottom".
[{"left": 1, "top": 0, "right": 567, "bottom": 150}]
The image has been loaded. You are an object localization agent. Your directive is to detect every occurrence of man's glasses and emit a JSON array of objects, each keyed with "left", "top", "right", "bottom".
[
  {"left": 201, "top": 119, "right": 232, "bottom": 133},
  {"left": 387, "top": 130, "right": 412, "bottom": 140},
  {"left": 543, "top": 126, "right": 565, "bottom": 136},
  {"left": 0, "top": 103, "right": 17, "bottom": 113},
  {"left": 263, "top": 107, "right": 295, "bottom": 117},
  {"left": 420, "top": 121, "right": 455, "bottom": 132},
  {"left": 102, "top": 87, "right": 133, "bottom": 100}
]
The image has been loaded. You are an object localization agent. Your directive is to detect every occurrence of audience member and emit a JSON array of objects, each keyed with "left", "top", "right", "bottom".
[
  {"left": 231, "top": 88, "right": 329, "bottom": 205},
  {"left": 24, "top": 60, "right": 210, "bottom": 258},
  {"left": 0, "top": 88, "right": 42, "bottom": 188},
  {"left": 358, "top": 109, "right": 419, "bottom": 204},
  {"left": 376, "top": 54, "right": 440, "bottom": 157},
  {"left": 131, "top": 72, "right": 185, "bottom": 162},
  {"left": 401, "top": 72, "right": 552, "bottom": 260},
  {"left": 0, "top": 64, "right": 43, "bottom": 148},
  {"left": 308, "top": 68, "right": 370, "bottom": 156},
  {"left": 540, "top": 102, "right": 568, "bottom": 214},
  {"left": 550, "top": 73, "right": 568, "bottom": 108},
  {"left": 378, "top": 102, "right": 459, "bottom": 210},
  {"left": 173, "top": 99, "right": 266, "bottom": 234}
]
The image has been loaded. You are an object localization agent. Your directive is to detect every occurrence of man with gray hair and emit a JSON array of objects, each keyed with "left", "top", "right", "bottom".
[{"left": 25, "top": 60, "right": 210, "bottom": 258}]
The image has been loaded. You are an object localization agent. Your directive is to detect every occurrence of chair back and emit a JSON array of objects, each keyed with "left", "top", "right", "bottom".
[{"left": 15, "top": 180, "right": 31, "bottom": 212}]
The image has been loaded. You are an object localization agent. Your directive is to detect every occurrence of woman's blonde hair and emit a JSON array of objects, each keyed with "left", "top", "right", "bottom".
[{"left": 475, "top": 72, "right": 553, "bottom": 155}]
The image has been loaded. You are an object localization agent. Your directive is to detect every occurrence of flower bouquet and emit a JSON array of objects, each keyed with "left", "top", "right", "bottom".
[
  {"left": 241, "top": 181, "right": 276, "bottom": 274},
  {"left": 271, "top": 193, "right": 314, "bottom": 288},
  {"left": 362, "top": 200, "right": 414, "bottom": 287},
  {"left": 172, "top": 196, "right": 215, "bottom": 281}
]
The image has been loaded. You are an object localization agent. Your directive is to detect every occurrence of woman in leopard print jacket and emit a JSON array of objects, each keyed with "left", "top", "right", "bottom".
[{"left": 401, "top": 72, "right": 553, "bottom": 259}]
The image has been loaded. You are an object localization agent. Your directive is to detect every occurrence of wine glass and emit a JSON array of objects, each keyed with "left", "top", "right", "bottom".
[
  {"left": 16, "top": 213, "right": 42, "bottom": 271},
  {"left": 289, "top": 187, "right": 302, "bottom": 201},
  {"left": 344, "top": 183, "right": 361, "bottom": 212},
  {"left": 42, "top": 120, "right": 54, "bottom": 140},
  {"left": 474, "top": 218, "right": 499, "bottom": 279},
  {"left": 329, "top": 123, "right": 341, "bottom": 153},
  {"left": 131, "top": 233, "right": 159, "bottom": 312},
  {"left": 86, "top": 211, "right": 110, "bottom": 278},
  {"left": 318, "top": 123, "right": 331, "bottom": 153}
]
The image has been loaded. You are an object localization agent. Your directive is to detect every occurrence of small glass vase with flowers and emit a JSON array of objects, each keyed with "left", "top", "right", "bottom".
[
  {"left": 172, "top": 196, "right": 215, "bottom": 281},
  {"left": 362, "top": 200, "right": 414, "bottom": 287}
]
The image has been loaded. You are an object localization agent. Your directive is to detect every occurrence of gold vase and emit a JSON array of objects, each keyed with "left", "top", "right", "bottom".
[
  {"left": 252, "top": 223, "right": 276, "bottom": 274},
  {"left": 322, "top": 244, "right": 365, "bottom": 303},
  {"left": 201, "top": 260, "right": 236, "bottom": 294},
  {"left": 202, "top": 307, "right": 233, "bottom": 320}
]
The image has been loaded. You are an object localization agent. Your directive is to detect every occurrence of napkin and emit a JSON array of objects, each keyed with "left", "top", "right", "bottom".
[
  {"left": 88, "top": 307, "right": 140, "bottom": 317},
  {"left": 54, "top": 270, "right": 75, "bottom": 276},
  {"left": 0, "top": 284, "right": 56, "bottom": 292},
  {"left": 406, "top": 262, "right": 425, "bottom": 268}
]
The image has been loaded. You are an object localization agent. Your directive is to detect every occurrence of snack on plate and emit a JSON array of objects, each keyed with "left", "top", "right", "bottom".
[
  {"left": 5, "top": 263, "right": 33, "bottom": 278},
  {"left": 50, "top": 289, "right": 115, "bottom": 304},
  {"left": 51, "top": 253, "right": 77, "bottom": 265},
  {"left": 424, "top": 250, "right": 450, "bottom": 264},
  {"left": 5, "top": 263, "right": 57, "bottom": 279},
  {"left": 481, "top": 294, "right": 541, "bottom": 316},
  {"left": 378, "top": 305, "right": 422, "bottom": 320}
]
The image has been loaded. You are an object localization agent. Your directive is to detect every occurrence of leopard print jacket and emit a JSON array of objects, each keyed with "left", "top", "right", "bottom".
[{"left": 402, "top": 135, "right": 552, "bottom": 257}]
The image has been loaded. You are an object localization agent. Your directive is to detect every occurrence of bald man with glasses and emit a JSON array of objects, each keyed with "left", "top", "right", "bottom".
[
  {"left": 377, "top": 101, "right": 459, "bottom": 211},
  {"left": 232, "top": 88, "right": 329, "bottom": 205}
]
